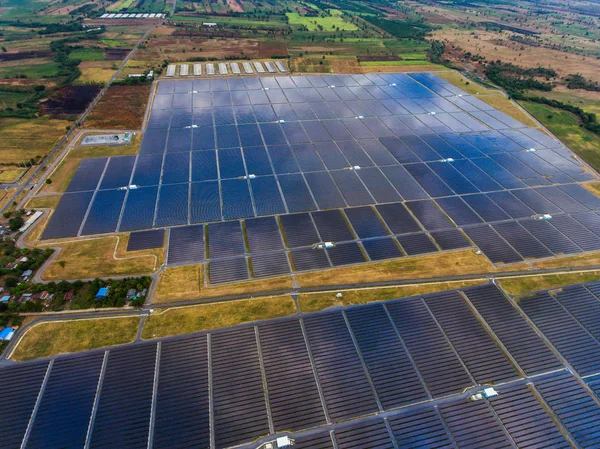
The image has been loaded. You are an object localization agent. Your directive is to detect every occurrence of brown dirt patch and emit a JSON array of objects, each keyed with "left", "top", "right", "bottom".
[
  {"left": 85, "top": 84, "right": 151, "bottom": 129},
  {"left": 0, "top": 51, "right": 55, "bottom": 62},
  {"left": 41, "top": 85, "right": 101, "bottom": 117},
  {"left": 227, "top": 0, "right": 243, "bottom": 12},
  {"left": 331, "top": 58, "right": 362, "bottom": 74},
  {"left": 258, "top": 41, "right": 288, "bottom": 58},
  {"left": 105, "top": 48, "right": 132, "bottom": 61},
  {"left": 138, "top": 36, "right": 263, "bottom": 61}
]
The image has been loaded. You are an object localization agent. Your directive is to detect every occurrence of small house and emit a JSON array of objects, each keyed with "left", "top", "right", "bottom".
[
  {"left": 22, "top": 269, "right": 33, "bottom": 280},
  {"left": 126, "top": 289, "right": 137, "bottom": 299},
  {"left": 19, "top": 293, "right": 32, "bottom": 302},
  {"left": 40, "top": 291, "right": 50, "bottom": 300},
  {"left": 64, "top": 292, "right": 74, "bottom": 301},
  {"left": 0, "top": 296, "right": 10, "bottom": 303},
  {"left": 0, "top": 327, "right": 15, "bottom": 341},
  {"left": 96, "top": 287, "right": 109, "bottom": 299},
  {"left": 19, "top": 257, "right": 28, "bottom": 263}
]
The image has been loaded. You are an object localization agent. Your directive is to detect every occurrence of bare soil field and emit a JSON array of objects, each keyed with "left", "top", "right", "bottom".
[
  {"left": 227, "top": 0, "right": 243, "bottom": 13},
  {"left": 85, "top": 85, "right": 151, "bottom": 129},
  {"left": 433, "top": 28, "right": 600, "bottom": 80},
  {"left": 41, "top": 85, "right": 101, "bottom": 117}
]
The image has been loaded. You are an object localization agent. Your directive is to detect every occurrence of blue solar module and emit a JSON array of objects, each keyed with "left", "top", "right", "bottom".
[
  {"left": 290, "top": 247, "right": 330, "bottom": 271},
  {"left": 127, "top": 229, "right": 164, "bottom": 251},
  {"left": 402, "top": 135, "right": 441, "bottom": 161},
  {"left": 559, "top": 183, "right": 600, "bottom": 209},
  {"left": 191, "top": 150, "right": 218, "bottom": 182},
  {"left": 554, "top": 285, "right": 600, "bottom": 342},
  {"left": 239, "top": 124, "right": 263, "bottom": 148},
  {"left": 131, "top": 153, "right": 162, "bottom": 186},
  {"left": 449, "top": 159, "right": 503, "bottom": 192},
  {"left": 81, "top": 189, "right": 125, "bottom": 235},
  {"left": 313, "top": 142, "right": 349, "bottom": 169},
  {"left": 0, "top": 362, "right": 50, "bottom": 448},
  {"left": 280, "top": 213, "right": 320, "bottom": 248},
  {"left": 492, "top": 221, "right": 552, "bottom": 259},
  {"left": 534, "top": 374, "right": 600, "bottom": 447},
  {"left": 387, "top": 297, "right": 473, "bottom": 396},
  {"left": 362, "top": 238, "right": 403, "bottom": 260},
  {"left": 519, "top": 292, "right": 600, "bottom": 376},
  {"left": 66, "top": 158, "right": 107, "bottom": 192},
  {"left": 283, "top": 122, "right": 311, "bottom": 144},
  {"left": 304, "top": 171, "right": 346, "bottom": 209},
  {"left": 311, "top": 209, "right": 354, "bottom": 242},
  {"left": 252, "top": 251, "right": 290, "bottom": 277},
  {"left": 258, "top": 321, "right": 326, "bottom": 431},
  {"left": 463, "top": 225, "right": 523, "bottom": 264},
  {"left": 572, "top": 211, "right": 600, "bottom": 238},
  {"left": 519, "top": 218, "right": 581, "bottom": 255},
  {"left": 379, "top": 137, "right": 419, "bottom": 163},
  {"left": 435, "top": 197, "right": 482, "bottom": 226},
  {"left": 218, "top": 148, "right": 245, "bottom": 179},
  {"left": 375, "top": 203, "right": 422, "bottom": 234},
  {"left": 344, "top": 206, "right": 389, "bottom": 238},
  {"left": 327, "top": 242, "right": 365, "bottom": 266},
  {"left": 89, "top": 344, "right": 157, "bottom": 449},
  {"left": 387, "top": 407, "right": 455, "bottom": 448},
  {"left": 472, "top": 157, "right": 525, "bottom": 189},
  {"left": 210, "top": 257, "right": 249, "bottom": 283},
  {"left": 291, "top": 143, "right": 326, "bottom": 171},
  {"left": 406, "top": 200, "right": 454, "bottom": 230},
  {"left": 536, "top": 185, "right": 588, "bottom": 213},
  {"left": 221, "top": 178, "right": 254, "bottom": 219},
  {"left": 358, "top": 139, "right": 397, "bottom": 166},
  {"left": 140, "top": 129, "right": 167, "bottom": 154},
  {"left": 192, "top": 126, "right": 215, "bottom": 150},
  {"left": 167, "top": 225, "right": 205, "bottom": 264},
  {"left": 155, "top": 183, "right": 189, "bottom": 227},
  {"left": 463, "top": 284, "right": 562, "bottom": 375},
  {"left": 404, "top": 164, "right": 453, "bottom": 197},
  {"left": 27, "top": 354, "right": 104, "bottom": 449},
  {"left": 346, "top": 304, "right": 428, "bottom": 409},
  {"left": 335, "top": 420, "right": 395, "bottom": 449},
  {"left": 268, "top": 145, "right": 300, "bottom": 174},
  {"left": 397, "top": 233, "right": 438, "bottom": 256},
  {"left": 331, "top": 170, "right": 374, "bottom": 206},
  {"left": 208, "top": 220, "right": 244, "bottom": 258},
  {"left": 190, "top": 181, "right": 221, "bottom": 222},
  {"left": 42, "top": 191, "right": 94, "bottom": 239},
  {"left": 426, "top": 161, "right": 479, "bottom": 194},
  {"left": 147, "top": 108, "right": 170, "bottom": 129},
  {"left": 430, "top": 229, "right": 471, "bottom": 250},
  {"left": 486, "top": 191, "right": 535, "bottom": 218},
  {"left": 249, "top": 176, "right": 286, "bottom": 215},
  {"left": 119, "top": 186, "right": 158, "bottom": 231},
  {"left": 357, "top": 167, "right": 402, "bottom": 203},
  {"left": 511, "top": 189, "right": 563, "bottom": 214},
  {"left": 303, "top": 312, "right": 379, "bottom": 420},
  {"left": 425, "top": 290, "right": 518, "bottom": 384},
  {"left": 278, "top": 173, "right": 317, "bottom": 212},
  {"left": 215, "top": 125, "right": 240, "bottom": 148},
  {"left": 170, "top": 109, "right": 192, "bottom": 129},
  {"left": 245, "top": 216, "right": 284, "bottom": 253},
  {"left": 162, "top": 152, "right": 190, "bottom": 184},
  {"left": 548, "top": 214, "right": 600, "bottom": 251},
  {"left": 243, "top": 146, "right": 273, "bottom": 175},
  {"left": 211, "top": 328, "right": 269, "bottom": 447},
  {"left": 100, "top": 156, "right": 135, "bottom": 190},
  {"left": 154, "top": 336, "right": 210, "bottom": 449},
  {"left": 462, "top": 194, "right": 511, "bottom": 222}
]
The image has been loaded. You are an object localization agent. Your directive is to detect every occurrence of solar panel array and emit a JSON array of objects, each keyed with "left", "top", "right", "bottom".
[
  {"left": 43, "top": 72, "right": 600, "bottom": 277},
  {"left": 8, "top": 280, "right": 600, "bottom": 448}
]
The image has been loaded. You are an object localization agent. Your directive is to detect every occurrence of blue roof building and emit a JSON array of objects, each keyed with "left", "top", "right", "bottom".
[
  {"left": 0, "top": 296, "right": 10, "bottom": 303},
  {"left": 96, "top": 287, "right": 109, "bottom": 299},
  {"left": 0, "top": 327, "right": 15, "bottom": 341}
]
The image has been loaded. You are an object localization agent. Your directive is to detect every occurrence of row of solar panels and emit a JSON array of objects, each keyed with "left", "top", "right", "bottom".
[
  {"left": 165, "top": 61, "right": 288, "bottom": 78},
  {"left": 4, "top": 282, "right": 600, "bottom": 448},
  {"left": 99, "top": 12, "right": 165, "bottom": 18}
]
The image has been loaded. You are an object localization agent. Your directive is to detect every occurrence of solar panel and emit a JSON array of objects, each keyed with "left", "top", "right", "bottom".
[
  {"left": 127, "top": 229, "right": 164, "bottom": 251},
  {"left": 344, "top": 206, "right": 388, "bottom": 238},
  {"left": 42, "top": 191, "right": 94, "bottom": 239},
  {"left": 311, "top": 209, "right": 354, "bottom": 242},
  {"left": 362, "top": 238, "right": 403, "bottom": 260},
  {"left": 81, "top": 189, "right": 126, "bottom": 235},
  {"left": 155, "top": 183, "right": 189, "bottom": 227},
  {"left": 463, "top": 225, "right": 523, "bottom": 264},
  {"left": 492, "top": 221, "right": 552, "bottom": 259},
  {"left": 397, "top": 233, "right": 438, "bottom": 256},
  {"left": 167, "top": 225, "right": 204, "bottom": 264},
  {"left": 280, "top": 213, "right": 320, "bottom": 248},
  {"left": 208, "top": 221, "right": 244, "bottom": 258},
  {"left": 406, "top": 200, "right": 454, "bottom": 230},
  {"left": 375, "top": 203, "right": 422, "bottom": 234},
  {"left": 251, "top": 251, "right": 290, "bottom": 277},
  {"left": 66, "top": 158, "right": 107, "bottom": 192},
  {"left": 430, "top": 228, "right": 471, "bottom": 250},
  {"left": 209, "top": 257, "right": 249, "bottom": 284},
  {"left": 327, "top": 242, "right": 365, "bottom": 266}
]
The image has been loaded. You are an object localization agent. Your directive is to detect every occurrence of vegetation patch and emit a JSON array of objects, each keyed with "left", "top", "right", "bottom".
[
  {"left": 10, "top": 317, "right": 140, "bottom": 361},
  {"left": 500, "top": 271, "right": 600, "bottom": 296},
  {"left": 142, "top": 296, "right": 296, "bottom": 339},
  {"left": 299, "top": 280, "right": 487, "bottom": 313},
  {"left": 286, "top": 12, "right": 358, "bottom": 31},
  {"left": 85, "top": 85, "right": 151, "bottom": 129}
]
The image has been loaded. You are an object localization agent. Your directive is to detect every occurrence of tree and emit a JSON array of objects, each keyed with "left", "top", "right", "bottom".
[
  {"left": 45, "top": 179, "right": 52, "bottom": 184},
  {"left": 4, "top": 277, "right": 18, "bottom": 288},
  {"left": 8, "top": 216, "right": 24, "bottom": 231}
]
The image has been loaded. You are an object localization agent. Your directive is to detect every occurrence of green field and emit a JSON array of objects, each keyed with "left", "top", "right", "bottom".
[
  {"left": 0, "top": 90, "right": 32, "bottom": 109},
  {"left": 286, "top": 12, "right": 358, "bottom": 31},
  {"left": 69, "top": 47, "right": 105, "bottom": 61},
  {"left": 520, "top": 101, "right": 600, "bottom": 173},
  {"left": 0, "top": 62, "right": 61, "bottom": 79},
  {"left": 170, "top": 15, "right": 288, "bottom": 28},
  {"left": 360, "top": 60, "right": 431, "bottom": 66}
]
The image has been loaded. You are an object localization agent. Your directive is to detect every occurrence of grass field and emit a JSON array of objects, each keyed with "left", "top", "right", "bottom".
[
  {"left": 10, "top": 317, "right": 140, "bottom": 361},
  {"left": 26, "top": 195, "right": 62, "bottom": 210},
  {"left": 142, "top": 296, "right": 296, "bottom": 339},
  {"left": 37, "top": 235, "right": 163, "bottom": 280},
  {"left": 520, "top": 101, "right": 600, "bottom": 173},
  {"left": 0, "top": 117, "right": 70, "bottom": 164},
  {"left": 170, "top": 15, "right": 287, "bottom": 29},
  {"left": 286, "top": 12, "right": 358, "bottom": 31},
  {"left": 0, "top": 90, "right": 33, "bottom": 109},
  {"left": 0, "top": 167, "right": 27, "bottom": 183},
  {"left": 153, "top": 264, "right": 293, "bottom": 303},
  {"left": 500, "top": 271, "right": 600, "bottom": 296},
  {"left": 360, "top": 60, "right": 430, "bottom": 66},
  {"left": 299, "top": 280, "right": 486, "bottom": 313},
  {"left": 69, "top": 48, "right": 105, "bottom": 61},
  {"left": 0, "top": 62, "right": 61, "bottom": 79}
]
